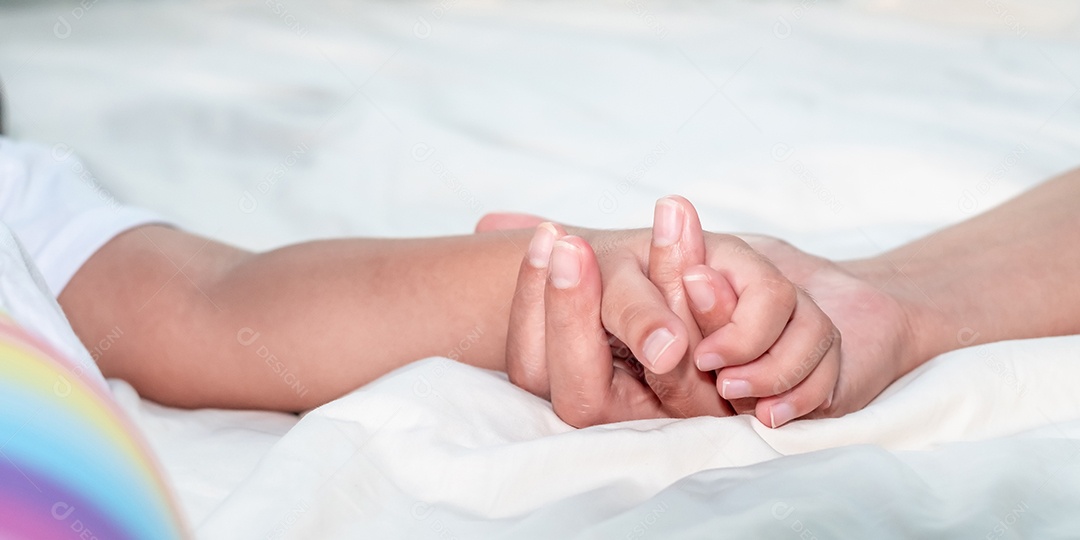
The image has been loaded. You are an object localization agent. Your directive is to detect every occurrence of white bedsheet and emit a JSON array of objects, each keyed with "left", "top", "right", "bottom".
[{"left": 2, "top": 0, "right": 1080, "bottom": 537}]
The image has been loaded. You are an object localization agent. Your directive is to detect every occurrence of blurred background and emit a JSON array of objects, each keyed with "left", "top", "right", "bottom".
[{"left": 1, "top": 0, "right": 1078, "bottom": 258}]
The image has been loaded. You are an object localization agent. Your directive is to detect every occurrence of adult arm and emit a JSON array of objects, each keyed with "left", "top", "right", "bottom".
[
  {"left": 688, "top": 167, "right": 1080, "bottom": 420},
  {"left": 497, "top": 168, "right": 1080, "bottom": 426},
  {"left": 847, "top": 167, "right": 1080, "bottom": 366}
]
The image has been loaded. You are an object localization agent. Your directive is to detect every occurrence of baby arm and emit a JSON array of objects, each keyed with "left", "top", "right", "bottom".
[{"left": 59, "top": 227, "right": 539, "bottom": 410}]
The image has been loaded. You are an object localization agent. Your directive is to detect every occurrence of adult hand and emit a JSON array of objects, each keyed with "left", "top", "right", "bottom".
[
  {"left": 698, "top": 235, "right": 917, "bottom": 420},
  {"left": 499, "top": 210, "right": 731, "bottom": 426},
  {"left": 486, "top": 197, "right": 845, "bottom": 427}
]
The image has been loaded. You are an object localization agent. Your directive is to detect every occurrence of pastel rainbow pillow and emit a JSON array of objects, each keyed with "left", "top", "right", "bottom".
[{"left": 0, "top": 313, "right": 188, "bottom": 539}]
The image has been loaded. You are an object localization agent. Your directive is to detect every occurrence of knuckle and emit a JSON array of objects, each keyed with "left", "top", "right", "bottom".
[
  {"left": 591, "top": 231, "right": 640, "bottom": 262},
  {"left": 725, "top": 236, "right": 777, "bottom": 266},
  {"left": 741, "top": 235, "right": 799, "bottom": 262},
  {"left": 786, "top": 377, "right": 837, "bottom": 418},
  {"left": 517, "top": 272, "right": 546, "bottom": 302},
  {"left": 765, "top": 278, "right": 799, "bottom": 310},
  {"left": 805, "top": 327, "right": 836, "bottom": 365},
  {"left": 644, "top": 375, "right": 695, "bottom": 417},
  {"left": 769, "top": 372, "right": 798, "bottom": 396},
  {"left": 725, "top": 236, "right": 758, "bottom": 258},
  {"left": 545, "top": 313, "right": 582, "bottom": 335},
  {"left": 819, "top": 393, "right": 848, "bottom": 418},
  {"left": 546, "top": 298, "right": 598, "bottom": 335},
  {"left": 816, "top": 400, "right": 840, "bottom": 419},
  {"left": 754, "top": 236, "right": 794, "bottom": 253},
  {"left": 649, "top": 269, "right": 683, "bottom": 295},
  {"left": 648, "top": 256, "right": 687, "bottom": 288},
  {"left": 604, "top": 299, "right": 658, "bottom": 340},
  {"left": 718, "top": 330, "right": 760, "bottom": 364},
  {"left": 779, "top": 389, "right": 817, "bottom": 419}
]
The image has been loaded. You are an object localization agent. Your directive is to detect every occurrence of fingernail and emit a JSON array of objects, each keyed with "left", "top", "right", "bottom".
[
  {"left": 682, "top": 271, "right": 716, "bottom": 312},
  {"left": 720, "top": 379, "right": 752, "bottom": 400},
  {"left": 652, "top": 197, "right": 681, "bottom": 248},
  {"left": 642, "top": 327, "right": 676, "bottom": 368},
  {"left": 696, "top": 352, "right": 725, "bottom": 370},
  {"left": 527, "top": 223, "right": 557, "bottom": 268},
  {"left": 823, "top": 391, "right": 834, "bottom": 410},
  {"left": 769, "top": 403, "right": 796, "bottom": 428},
  {"left": 549, "top": 240, "right": 581, "bottom": 289}
]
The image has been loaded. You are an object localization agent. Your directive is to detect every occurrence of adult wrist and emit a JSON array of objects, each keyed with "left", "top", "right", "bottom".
[{"left": 838, "top": 255, "right": 953, "bottom": 373}]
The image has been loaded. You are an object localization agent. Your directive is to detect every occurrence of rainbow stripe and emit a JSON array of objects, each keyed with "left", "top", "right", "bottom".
[{"left": 0, "top": 313, "right": 188, "bottom": 539}]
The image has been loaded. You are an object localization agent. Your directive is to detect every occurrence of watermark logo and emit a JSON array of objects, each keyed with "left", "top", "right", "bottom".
[
  {"left": 986, "top": 500, "right": 1028, "bottom": 539},
  {"left": 411, "top": 501, "right": 458, "bottom": 539},
  {"left": 414, "top": 0, "right": 460, "bottom": 39},
  {"left": 957, "top": 142, "right": 1029, "bottom": 214},
  {"left": 771, "top": 502, "right": 795, "bottom": 520},
  {"left": 772, "top": 335, "right": 832, "bottom": 395},
  {"left": 51, "top": 502, "right": 100, "bottom": 539},
  {"left": 54, "top": 0, "right": 100, "bottom": 39},
  {"left": 626, "top": 500, "right": 669, "bottom": 539},
  {"left": 773, "top": 0, "right": 819, "bottom": 40},
  {"left": 51, "top": 143, "right": 121, "bottom": 210},
  {"left": 265, "top": 0, "right": 309, "bottom": 37},
  {"left": 413, "top": 325, "right": 484, "bottom": 398},
  {"left": 625, "top": 0, "right": 669, "bottom": 40},
  {"left": 237, "top": 327, "right": 309, "bottom": 398},
  {"left": 238, "top": 142, "right": 310, "bottom": 214},
  {"left": 770, "top": 501, "right": 821, "bottom": 539},
  {"left": 984, "top": 0, "right": 1028, "bottom": 37},
  {"left": 265, "top": 500, "right": 311, "bottom": 540}
]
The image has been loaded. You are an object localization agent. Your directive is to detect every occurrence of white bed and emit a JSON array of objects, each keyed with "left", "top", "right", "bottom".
[{"left": 3, "top": 0, "right": 1080, "bottom": 537}]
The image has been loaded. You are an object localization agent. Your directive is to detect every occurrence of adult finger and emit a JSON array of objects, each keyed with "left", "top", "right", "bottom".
[
  {"left": 505, "top": 222, "right": 566, "bottom": 398},
  {"left": 643, "top": 196, "right": 732, "bottom": 417},
  {"left": 647, "top": 196, "right": 705, "bottom": 376},
  {"left": 546, "top": 236, "right": 666, "bottom": 426},
  {"left": 597, "top": 249, "right": 691, "bottom": 377}
]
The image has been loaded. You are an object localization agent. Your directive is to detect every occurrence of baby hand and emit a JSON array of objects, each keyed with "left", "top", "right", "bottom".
[{"left": 646, "top": 196, "right": 840, "bottom": 427}]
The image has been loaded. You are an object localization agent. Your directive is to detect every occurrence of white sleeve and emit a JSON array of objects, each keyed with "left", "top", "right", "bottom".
[
  {"left": 0, "top": 221, "right": 109, "bottom": 389},
  {"left": 0, "top": 137, "right": 170, "bottom": 297}
]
